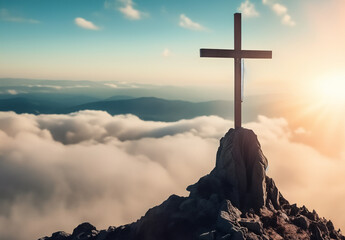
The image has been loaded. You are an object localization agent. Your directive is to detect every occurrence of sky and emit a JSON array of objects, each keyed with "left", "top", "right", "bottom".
[{"left": 1, "top": 0, "right": 344, "bottom": 89}]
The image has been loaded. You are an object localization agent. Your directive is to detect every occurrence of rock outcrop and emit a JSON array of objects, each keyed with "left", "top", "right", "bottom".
[{"left": 39, "top": 128, "right": 345, "bottom": 240}]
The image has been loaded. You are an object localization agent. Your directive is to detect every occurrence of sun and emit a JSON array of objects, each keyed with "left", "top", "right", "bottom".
[
  {"left": 280, "top": 72, "right": 345, "bottom": 158},
  {"left": 312, "top": 73, "right": 345, "bottom": 108}
]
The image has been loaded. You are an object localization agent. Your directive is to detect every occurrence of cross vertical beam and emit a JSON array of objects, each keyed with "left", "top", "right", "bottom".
[{"left": 234, "top": 13, "right": 242, "bottom": 129}]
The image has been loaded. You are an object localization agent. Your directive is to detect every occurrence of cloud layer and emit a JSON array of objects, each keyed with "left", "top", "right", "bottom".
[{"left": 0, "top": 111, "right": 344, "bottom": 240}]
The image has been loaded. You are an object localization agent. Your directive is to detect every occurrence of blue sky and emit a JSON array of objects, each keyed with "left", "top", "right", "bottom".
[{"left": 0, "top": 0, "right": 344, "bottom": 93}]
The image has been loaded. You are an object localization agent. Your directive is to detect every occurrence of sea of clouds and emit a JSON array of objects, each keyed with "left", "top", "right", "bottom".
[{"left": 0, "top": 110, "right": 344, "bottom": 240}]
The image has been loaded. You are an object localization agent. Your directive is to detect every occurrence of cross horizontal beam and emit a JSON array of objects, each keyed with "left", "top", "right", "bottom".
[{"left": 200, "top": 49, "right": 272, "bottom": 59}]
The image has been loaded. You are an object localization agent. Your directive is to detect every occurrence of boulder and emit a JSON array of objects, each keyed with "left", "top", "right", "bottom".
[
  {"left": 293, "top": 215, "right": 310, "bottom": 230},
  {"left": 239, "top": 219, "right": 263, "bottom": 235},
  {"left": 72, "top": 222, "right": 96, "bottom": 235}
]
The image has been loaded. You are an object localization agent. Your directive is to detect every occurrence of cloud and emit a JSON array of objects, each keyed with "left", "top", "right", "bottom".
[
  {"left": 104, "top": 83, "right": 118, "bottom": 88},
  {"left": 262, "top": 0, "right": 274, "bottom": 5},
  {"left": 179, "top": 14, "right": 205, "bottom": 31},
  {"left": 27, "top": 84, "right": 90, "bottom": 89},
  {"left": 272, "top": 3, "right": 287, "bottom": 15},
  {"left": 294, "top": 127, "right": 308, "bottom": 135},
  {"left": 270, "top": 3, "right": 295, "bottom": 26},
  {"left": 281, "top": 14, "right": 296, "bottom": 26},
  {"left": 74, "top": 17, "right": 100, "bottom": 30},
  {"left": 119, "top": 3, "right": 141, "bottom": 20},
  {"left": 0, "top": 8, "right": 39, "bottom": 24},
  {"left": 28, "top": 84, "right": 62, "bottom": 90},
  {"left": 105, "top": 0, "right": 145, "bottom": 20},
  {"left": 0, "top": 111, "right": 344, "bottom": 240},
  {"left": 7, "top": 90, "right": 17, "bottom": 95},
  {"left": 162, "top": 48, "right": 172, "bottom": 57},
  {"left": 262, "top": 1, "right": 295, "bottom": 26},
  {"left": 238, "top": 0, "right": 259, "bottom": 18}
]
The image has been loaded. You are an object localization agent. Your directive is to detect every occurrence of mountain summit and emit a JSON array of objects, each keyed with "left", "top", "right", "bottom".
[{"left": 39, "top": 128, "right": 345, "bottom": 240}]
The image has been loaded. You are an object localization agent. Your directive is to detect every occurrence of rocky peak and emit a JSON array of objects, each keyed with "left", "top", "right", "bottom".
[
  {"left": 188, "top": 128, "right": 268, "bottom": 211},
  {"left": 39, "top": 128, "right": 345, "bottom": 240}
]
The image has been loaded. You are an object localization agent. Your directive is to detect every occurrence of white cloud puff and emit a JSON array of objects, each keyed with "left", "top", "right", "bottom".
[
  {"left": 119, "top": 3, "right": 141, "bottom": 20},
  {"left": 0, "top": 111, "right": 344, "bottom": 240},
  {"left": 270, "top": 2, "right": 295, "bottom": 26},
  {"left": 179, "top": 14, "right": 205, "bottom": 31},
  {"left": 105, "top": 0, "right": 145, "bottom": 20},
  {"left": 238, "top": 0, "right": 259, "bottom": 18},
  {"left": 74, "top": 17, "right": 100, "bottom": 30},
  {"left": 281, "top": 14, "right": 296, "bottom": 26},
  {"left": 272, "top": 3, "right": 287, "bottom": 16},
  {"left": 262, "top": 0, "right": 296, "bottom": 26}
]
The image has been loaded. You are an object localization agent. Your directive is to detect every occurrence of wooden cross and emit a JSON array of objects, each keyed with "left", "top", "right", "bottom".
[{"left": 200, "top": 13, "right": 272, "bottom": 129}]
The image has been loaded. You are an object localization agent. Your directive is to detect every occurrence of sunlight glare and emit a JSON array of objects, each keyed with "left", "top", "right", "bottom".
[{"left": 313, "top": 73, "right": 345, "bottom": 107}]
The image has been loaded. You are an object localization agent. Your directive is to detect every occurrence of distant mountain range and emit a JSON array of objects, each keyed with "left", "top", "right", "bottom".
[
  {"left": 68, "top": 97, "right": 232, "bottom": 121},
  {"left": 0, "top": 95, "right": 232, "bottom": 121},
  {"left": 0, "top": 78, "right": 233, "bottom": 102},
  {"left": 0, "top": 78, "right": 281, "bottom": 122}
]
